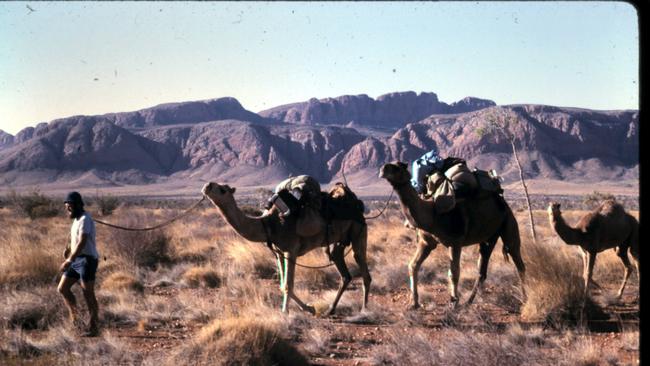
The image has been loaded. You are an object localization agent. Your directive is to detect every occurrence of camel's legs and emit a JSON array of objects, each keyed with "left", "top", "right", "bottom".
[
  {"left": 281, "top": 253, "right": 316, "bottom": 314},
  {"left": 280, "top": 252, "right": 291, "bottom": 312},
  {"left": 352, "top": 224, "right": 372, "bottom": 311},
  {"left": 408, "top": 240, "right": 434, "bottom": 309},
  {"left": 616, "top": 246, "right": 634, "bottom": 299},
  {"left": 275, "top": 252, "right": 285, "bottom": 290},
  {"left": 466, "top": 239, "right": 497, "bottom": 305},
  {"left": 324, "top": 243, "right": 352, "bottom": 316},
  {"left": 582, "top": 250, "right": 597, "bottom": 301},
  {"left": 448, "top": 246, "right": 462, "bottom": 307},
  {"left": 629, "top": 227, "right": 640, "bottom": 301}
]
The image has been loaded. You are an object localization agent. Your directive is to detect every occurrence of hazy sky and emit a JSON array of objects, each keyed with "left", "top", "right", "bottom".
[{"left": 0, "top": 1, "right": 639, "bottom": 135}]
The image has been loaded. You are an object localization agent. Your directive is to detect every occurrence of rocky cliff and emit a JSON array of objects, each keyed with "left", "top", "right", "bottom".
[
  {"left": 0, "top": 94, "right": 638, "bottom": 188},
  {"left": 258, "top": 92, "right": 496, "bottom": 126}
]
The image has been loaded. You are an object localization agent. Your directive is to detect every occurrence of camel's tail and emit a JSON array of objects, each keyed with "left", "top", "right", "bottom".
[
  {"left": 498, "top": 195, "right": 516, "bottom": 263},
  {"left": 502, "top": 244, "right": 511, "bottom": 263}
]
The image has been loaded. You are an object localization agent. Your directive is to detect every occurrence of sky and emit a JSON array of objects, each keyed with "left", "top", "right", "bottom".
[{"left": 0, "top": 1, "right": 639, "bottom": 135}]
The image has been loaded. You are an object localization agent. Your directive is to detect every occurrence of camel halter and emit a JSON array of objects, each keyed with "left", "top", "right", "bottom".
[{"left": 93, "top": 197, "right": 206, "bottom": 231}]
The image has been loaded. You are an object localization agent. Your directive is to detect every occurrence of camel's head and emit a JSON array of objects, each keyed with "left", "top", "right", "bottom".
[
  {"left": 379, "top": 162, "right": 411, "bottom": 186},
  {"left": 548, "top": 202, "right": 561, "bottom": 217},
  {"left": 202, "top": 182, "right": 237, "bottom": 204}
]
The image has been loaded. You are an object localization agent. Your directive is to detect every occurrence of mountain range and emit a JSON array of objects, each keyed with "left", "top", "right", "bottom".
[{"left": 0, "top": 92, "right": 638, "bottom": 194}]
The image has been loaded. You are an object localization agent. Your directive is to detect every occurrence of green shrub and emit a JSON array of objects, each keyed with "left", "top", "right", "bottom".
[
  {"left": 10, "top": 190, "right": 59, "bottom": 219},
  {"left": 94, "top": 193, "right": 120, "bottom": 216}
]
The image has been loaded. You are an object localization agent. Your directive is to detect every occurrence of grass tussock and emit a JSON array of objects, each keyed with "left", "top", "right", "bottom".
[
  {"left": 520, "top": 240, "right": 607, "bottom": 325},
  {"left": 167, "top": 214, "right": 221, "bottom": 264},
  {"left": 1, "top": 289, "right": 63, "bottom": 330},
  {"left": 0, "top": 226, "right": 62, "bottom": 287},
  {"left": 101, "top": 292, "right": 190, "bottom": 328},
  {"left": 223, "top": 236, "right": 277, "bottom": 280},
  {"left": 0, "top": 326, "right": 141, "bottom": 364},
  {"left": 563, "top": 338, "right": 608, "bottom": 366},
  {"left": 101, "top": 271, "right": 144, "bottom": 293},
  {"left": 102, "top": 211, "right": 173, "bottom": 268},
  {"left": 181, "top": 266, "right": 221, "bottom": 288},
  {"left": 173, "top": 317, "right": 309, "bottom": 366},
  {"left": 302, "top": 327, "right": 332, "bottom": 356},
  {"left": 294, "top": 251, "right": 340, "bottom": 290},
  {"left": 373, "top": 327, "right": 550, "bottom": 366}
]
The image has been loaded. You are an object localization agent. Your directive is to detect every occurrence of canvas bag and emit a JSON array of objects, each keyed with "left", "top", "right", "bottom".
[
  {"left": 274, "top": 175, "right": 326, "bottom": 237},
  {"left": 444, "top": 163, "right": 478, "bottom": 190},
  {"left": 427, "top": 172, "right": 456, "bottom": 214},
  {"left": 473, "top": 169, "right": 503, "bottom": 194}
]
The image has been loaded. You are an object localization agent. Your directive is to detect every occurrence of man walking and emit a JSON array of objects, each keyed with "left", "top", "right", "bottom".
[{"left": 57, "top": 191, "right": 100, "bottom": 337}]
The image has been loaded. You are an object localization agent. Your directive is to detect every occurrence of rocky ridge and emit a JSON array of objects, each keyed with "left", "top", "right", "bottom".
[{"left": 0, "top": 92, "right": 638, "bottom": 189}]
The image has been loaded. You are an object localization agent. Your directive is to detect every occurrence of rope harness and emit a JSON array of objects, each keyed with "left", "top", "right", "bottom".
[{"left": 93, "top": 197, "right": 206, "bottom": 231}]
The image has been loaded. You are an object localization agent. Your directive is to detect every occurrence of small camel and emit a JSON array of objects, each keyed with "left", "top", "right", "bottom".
[
  {"left": 201, "top": 182, "right": 371, "bottom": 315},
  {"left": 547, "top": 200, "right": 639, "bottom": 300},
  {"left": 379, "top": 162, "right": 526, "bottom": 308}
]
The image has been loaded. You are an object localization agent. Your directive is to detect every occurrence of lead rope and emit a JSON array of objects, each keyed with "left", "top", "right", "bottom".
[
  {"left": 94, "top": 197, "right": 206, "bottom": 231},
  {"left": 342, "top": 162, "right": 394, "bottom": 221},
  {"left": 364, "top": 188, "right": 395, "bottom": 220}
]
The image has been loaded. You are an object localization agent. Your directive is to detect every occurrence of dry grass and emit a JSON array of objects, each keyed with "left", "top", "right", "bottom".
[
  {"left": 100, "top": 271, "right": 144, "bottom": 293},
  {"left": 0, "top": 326, "right": 141, "bottom": 364},
  {"left": 0, "top": 224, "right": 63, "bottom": 287},
  {"left": 372, "top": 326, "right": 620, "bottom": 366},
  {"left": 294, "top": 251, "right": 340, "bottom": 290},
  {"left": 0, "top": 289, "right": 63, "bottom": 330},
  {"left": 167, "top": 210, "right": 221, "bottom": 263},
  {"left": 172, "top": 316, "right": 309, "bottom": 365},
  {"left": 563, "top": 339, "right": 607, "bottom": 366},
  {"left": 303, "top": 326, "right": 332, "bottom": 356},
  {"left": 181, "top": 266, "right": 221, "bottom": 288},
  {"left": 101, "top": 208, "right": 174, "bottom": 268},
  {"left": 620, "top": 330, "right": 639, "bottom": 352},
  {"left": 0, "top": 202, "right": 639, "bottom": 365},
  {"left": 223, "top": 234, "right": 277, "bottom": 280},
  {"left": 520, "top": 238, "right": 607, "bottom": 325}
]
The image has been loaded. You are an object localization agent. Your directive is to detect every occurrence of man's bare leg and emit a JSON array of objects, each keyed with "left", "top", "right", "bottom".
[
  {"left": 57, "top": 275, "right": 79, "bottom": 323},
  {"left": 80, "top": 280, "right": 99, "bottom": 335}
]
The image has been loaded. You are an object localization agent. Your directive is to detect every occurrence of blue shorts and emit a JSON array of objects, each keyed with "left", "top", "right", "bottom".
[{"left": 63, "top": 255, "right": 99, "bottom": 282}]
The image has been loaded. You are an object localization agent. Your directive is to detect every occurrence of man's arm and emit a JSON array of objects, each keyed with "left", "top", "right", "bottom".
[{"left": 60, "top": 234, "right": 88, "bottom": 272}]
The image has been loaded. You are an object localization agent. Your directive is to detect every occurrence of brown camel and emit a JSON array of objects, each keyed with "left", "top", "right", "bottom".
[
  {"left": 547, "top": 200, "right": 639, "bottom": 300},
  {"left": 379, "top": 162, "right": 526, "bottom": 308},
  {"left": 201, "top": 182, "right": 371, "bottom": 315}
]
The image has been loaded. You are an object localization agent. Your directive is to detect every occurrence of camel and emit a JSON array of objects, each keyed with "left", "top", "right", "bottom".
[
  {"left": 201, "top": 182, "right": 371, "bottom": 316},
  {"left": 379, "top": 162, "right": 526, "bottom": 308},
  {"left": 547, "top": 200, "right": 639, "bottom": 300}
]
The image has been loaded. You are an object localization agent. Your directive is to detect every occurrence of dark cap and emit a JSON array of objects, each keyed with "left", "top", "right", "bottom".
[{"left": 64, "top": 191, "right": 84, "bottom": 206}]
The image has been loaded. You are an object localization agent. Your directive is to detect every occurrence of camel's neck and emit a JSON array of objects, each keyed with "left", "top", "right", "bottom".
[
  {"left": 393, "top": 182, "right": 435, "bottom": 229},
  {"left": 549, "top": 211, "right": 583, "bottom": 245},
  {"left": 209, "top": 197, "right": 268, "bottom": 243}
]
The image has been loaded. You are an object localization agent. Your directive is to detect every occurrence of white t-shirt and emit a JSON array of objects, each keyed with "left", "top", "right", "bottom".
[{"left": 70, "top": 212, "right": 98, "bottom": 258}]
